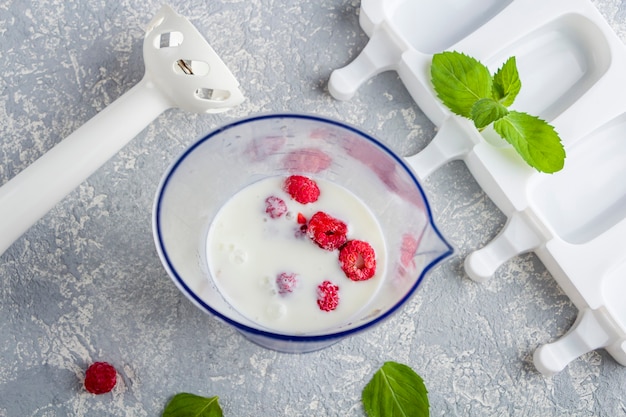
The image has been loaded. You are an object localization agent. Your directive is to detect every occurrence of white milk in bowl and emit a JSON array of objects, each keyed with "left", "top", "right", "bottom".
[{"left": 205, "top": 175, "right": 387, "bottom": 334}]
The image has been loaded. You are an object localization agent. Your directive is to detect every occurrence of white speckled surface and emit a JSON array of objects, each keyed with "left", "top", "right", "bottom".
[{"left": 1, "top": 1, "right": 626, "bottom": 416}]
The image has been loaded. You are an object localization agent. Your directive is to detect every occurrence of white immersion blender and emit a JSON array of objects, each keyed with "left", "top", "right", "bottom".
[{"left": 0, "top": 5, "right": 244, "bottom": 256}]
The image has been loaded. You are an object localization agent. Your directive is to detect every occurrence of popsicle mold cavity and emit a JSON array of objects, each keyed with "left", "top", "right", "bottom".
[
  {"left": 529, "top": 112, "right": 626, "bottom": 244},
  {"left": 485, "top": 14, "right": 611, "bottom": 122},
  {"left": 388, "top": 0, "right": 512, "bottom": 54}
]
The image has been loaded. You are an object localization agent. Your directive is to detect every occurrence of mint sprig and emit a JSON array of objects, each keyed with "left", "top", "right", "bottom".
[
  {"left": 431, "top": 51, "right": 565, "bottom": 173},
  {"left": 362, "top": 361, "right": 429, "bottom": 417},
  {"left": 162, "top": 393, "right": 223, "bottom": 417}
]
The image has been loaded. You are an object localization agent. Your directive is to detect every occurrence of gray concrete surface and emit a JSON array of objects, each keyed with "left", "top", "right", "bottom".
[{"left": 1, "top": 0, "right": 625, "bottom": 416}]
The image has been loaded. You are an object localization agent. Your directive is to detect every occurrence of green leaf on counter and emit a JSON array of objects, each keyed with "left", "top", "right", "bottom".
[
  {"left": 162, "top": 393, "right": 223, "bottom": 417},
  {"left": 362, "top": 361, "right": 429, "bottom": 417}
]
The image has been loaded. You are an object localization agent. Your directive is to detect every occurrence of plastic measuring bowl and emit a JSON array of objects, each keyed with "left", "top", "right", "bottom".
[{"left": 152, "top": 113, "right": 453, "bottom": 353}]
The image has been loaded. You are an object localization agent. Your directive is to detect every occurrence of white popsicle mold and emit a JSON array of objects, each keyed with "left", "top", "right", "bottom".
[{"left": 328, "top": 0, "right": 626, "bottom": 375}]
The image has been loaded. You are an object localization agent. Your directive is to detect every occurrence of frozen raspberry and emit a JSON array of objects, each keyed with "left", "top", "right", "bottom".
[
  {"left": 293, "top": 213, "right": 308, "bottom": 238},
  {"left": 317, "top": 280, "right": 339, "bottom": 312},
  {"left": 283, "top": 175, "right": 320, "bottom": 204},
  {"left": 295, "top": 223, "right": 308, "bottom": 239},
  {"left": 306, "top": 211, "right": 348, "bottom": 251},
  {"left": 339, "top": 240, "right": 377, "bottom": 281},
  {"left": 276, "top": 272, "right": 298, "bottom": 295},
  {"left": 265, "top": 196, "right": 288, "bottom": 218},
  {"left": 84, "top": 362, "right": 117, "bottom": 394}
]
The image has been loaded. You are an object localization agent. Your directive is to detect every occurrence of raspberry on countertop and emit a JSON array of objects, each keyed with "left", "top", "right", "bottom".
[{"left": 84, "top": 362, "right": 117, "bottom": 395}]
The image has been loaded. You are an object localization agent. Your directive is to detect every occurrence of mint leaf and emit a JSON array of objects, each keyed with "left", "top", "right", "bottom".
[
  {"left": 162, "top": 393, "right": 223, "bottom": 417},
  {"left": 493, "top": 111, "right": 565, "bottom": 173},
  {"left": 492, "top": 56, "right": 521, "bottom": 107},
  {"left": 471, "top": 98, "right": 509, "bottom": 129},
  {"left": 431, "top": 51, "right": 492, "bottom": 118},
  {"left": 430, "top": 51, "right": 565, "bottom": 173},
  {"left": 362, "top": 361, "right": 429, "bottom": 417}
]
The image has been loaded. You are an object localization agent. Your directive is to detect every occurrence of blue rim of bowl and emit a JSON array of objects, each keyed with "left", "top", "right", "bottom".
[{"left": 153, "top": 113, "right": 453, "bottom": 343}]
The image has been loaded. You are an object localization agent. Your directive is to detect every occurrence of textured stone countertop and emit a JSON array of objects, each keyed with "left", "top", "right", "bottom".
[{"left": 2, "top": 1, "right": 626, "bottom": 416}]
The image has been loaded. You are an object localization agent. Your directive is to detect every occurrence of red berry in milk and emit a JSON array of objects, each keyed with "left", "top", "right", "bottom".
[
  {"left": 206, "top": 176, "right": 386, "bottom": 334},
  {"left": 276, "top": 272, "right": 298, "bottom": 295},
  {"left": 317, "top": 280, "right": 340, "bottom": 312},
  {"left": 265, "top": 196, "right": 288, "bottom": 218},
  {"left": 306, "top": 211, "right": 348, "bottom": 251},
  {"left": 283, "top": 175, "right": 320, "bottom": 204},
  {"left": 339, "top": 240, "right": 377, "bottom": 281}
]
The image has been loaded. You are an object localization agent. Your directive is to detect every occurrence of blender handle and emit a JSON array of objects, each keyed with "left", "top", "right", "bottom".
[{"left": 0, "top": 76, "right": 171, "bottom": 256}]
